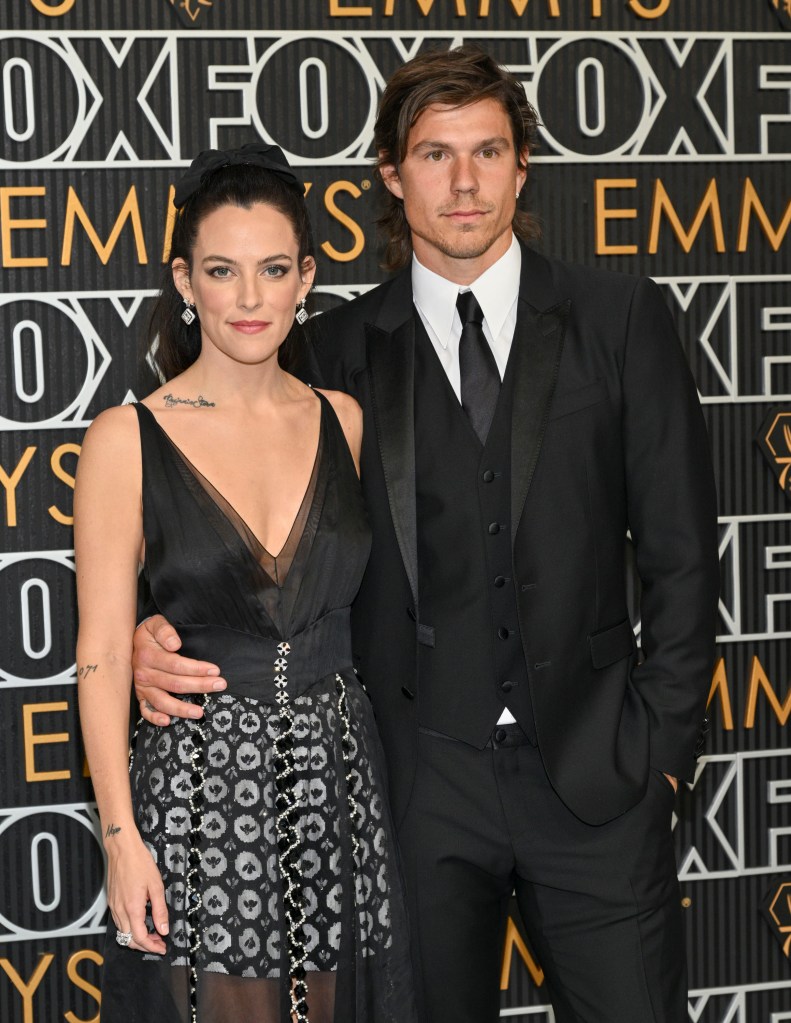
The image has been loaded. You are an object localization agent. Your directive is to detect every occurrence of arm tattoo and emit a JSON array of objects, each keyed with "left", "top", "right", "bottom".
[
  {"left": 78, "top": 664, "right": 98, "bottom": 678},
  {"left": 105, "top": 823, "right": 122, "bottom": 838},
  {"left": 163, "top": 393, "right": 215, "bottom": 409}
]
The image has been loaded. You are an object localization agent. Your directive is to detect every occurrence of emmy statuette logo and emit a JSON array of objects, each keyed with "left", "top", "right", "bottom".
[
  {"left": 167, "top": 0, "right": 215, "bottom": 26},
  {"left": 762, "top": 879, "right": 791, "bottom": 957},
  {"left": 770, "top": 0, "right": 791, "bottom": 29},
  {"left": 756, "top": 408, "right": 791, "bottom": 501}
]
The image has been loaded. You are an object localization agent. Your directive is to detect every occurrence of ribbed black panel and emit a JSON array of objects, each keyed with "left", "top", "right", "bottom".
[{"left": 1, "top": 2, "right": 788, "bottom": 1019}]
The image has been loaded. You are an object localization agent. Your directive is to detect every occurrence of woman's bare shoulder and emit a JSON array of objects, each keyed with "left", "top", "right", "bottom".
[
  {"left": 81, "top": 403, "right": 140, "bottom": 450},
  {"left": 314, "top": 387, "right": 361, "bottom": 426},
  {"left": 314, "top": 388, "right": 362, "bottom": 467},
  {"left": 76, "top": 405, "right": 143, "bottom": 498}
]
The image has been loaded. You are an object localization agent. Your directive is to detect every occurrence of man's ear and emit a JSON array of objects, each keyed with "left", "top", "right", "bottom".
[
  {"left": 379, "top": 160, "right": 404, "bottom": 201},
  {"left": 516, "top": 147, "right": 529, "bottom": 194},
  {"left": 171, "top": 258, "right": 192, "bottom": 303}
]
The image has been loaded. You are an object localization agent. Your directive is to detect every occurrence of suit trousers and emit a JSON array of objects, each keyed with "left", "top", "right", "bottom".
[{"left": 397, "top": 725, "right": 686, "bottom": 1023}]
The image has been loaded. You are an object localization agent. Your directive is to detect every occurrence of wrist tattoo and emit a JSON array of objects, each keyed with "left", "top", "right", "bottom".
[
  {"left": 105, "top": 823, "right": 122, "bottom": 838},
  {"left": 163, "top": 393, "right": 215, "bottom": 409},
  {"left": 78, "top": 664, "right": 98, "bottom": 678}
]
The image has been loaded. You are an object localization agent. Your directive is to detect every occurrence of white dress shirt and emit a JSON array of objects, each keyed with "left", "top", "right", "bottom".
[{"left": 411, "top": 235, "right": 521, "bottom": 725}]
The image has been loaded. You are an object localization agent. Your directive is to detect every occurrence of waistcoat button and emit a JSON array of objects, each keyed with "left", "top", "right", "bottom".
[
  {"left": 482, "top": 469, "right": 495, "bottom": 483},
  {"left": 498, "top": 626, "right": 509, "bottom": 640},
  {"left": 494, "top": 575, "right": 506, "bottom": 588},
  {"left": 488, "top": 522, "right": 500, "bottom": 535}
]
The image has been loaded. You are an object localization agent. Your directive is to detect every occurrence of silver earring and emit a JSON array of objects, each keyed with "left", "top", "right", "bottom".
[
  {"left": 295, "top": 299, "right": 308, "bottom": 326},
  {"left": 181, "top": 299, "right": 196, "bottom": 326}
]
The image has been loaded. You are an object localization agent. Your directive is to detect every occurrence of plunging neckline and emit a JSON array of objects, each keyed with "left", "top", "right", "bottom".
[{"left": 138, "top": 393, "right": 324, "bottom": 562}]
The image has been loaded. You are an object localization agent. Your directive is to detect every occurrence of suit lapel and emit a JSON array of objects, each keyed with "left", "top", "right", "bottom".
[
  {"left": 510, "top": 248, "right": 570, "bottom": 542},
  {"left": 366, "top": 273, "right": 419, "bottom": 608},
  {"left": 364, "top": 250, "right": 569, "bottom": 589}
]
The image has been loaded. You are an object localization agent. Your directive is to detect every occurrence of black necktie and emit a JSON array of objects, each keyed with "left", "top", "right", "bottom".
[{"left": 456, "top": 290, "right": 500, "bottom": 444}]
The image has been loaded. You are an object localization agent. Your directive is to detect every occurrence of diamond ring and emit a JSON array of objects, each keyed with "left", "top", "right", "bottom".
[{"left": 115, "top": 930, "right": 133, "bottom": 947}]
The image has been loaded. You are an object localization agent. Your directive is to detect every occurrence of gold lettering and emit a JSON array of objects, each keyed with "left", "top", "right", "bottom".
[
  {"left": 500, "top": 916, "right": 544, "bottom": 989},
  {"left": 0, "top": 447, "right": 37, "bottom": 528},
  {"left": 594, "top": 178, "right": 638, "bottom": 256},
  {"left": 64, "top": 950, "right": 102, "bottom": 1023},
  {"left": 23, "top": 702, "right": 71, "bottom": 783},
  {"left": 478, "top": 0, "right": 559, "bottom": 14},
  {"left": 628, "top": 0, "right": 671, "bottom": 17},
  {"left": 0, "top": 187, "right": 48, "bottom": 268},
  {"left": 706, "top": 657, "right": 733, "bottom": 731},
  {"left": 744, "top": 656, "right": 791, "bottom": 728},
  {"left": 161, "top": 185, "right": 177, "bottom": 263},
  {"left": 648, "top": 178, "right": 725, "bottom": 254},
  {"left": 329, "top": 0, "right": 373, "bottom": 13},
  {"left": 384, "top": 0, "right": 467, "bottom": 13},
  {"left": 61, "top": 186, "right": 148, "bottom": 266},
  {"left": 737, "top": 177, "right": 791, "bottom": 253},
  {"left": 321, "top": 181, "right": 366, "bottom": 262},
  {"left": 48, "top": 443, "right": 80, "bottom": 526},
  {"left": 0, "top": 955, "right": 54, "bottom": 1023},
  {"left": 28, "top": 0, "right": 77, "bottom": 14}
]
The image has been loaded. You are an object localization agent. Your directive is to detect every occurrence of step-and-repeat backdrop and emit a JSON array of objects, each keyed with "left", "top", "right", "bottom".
[{"left": 1, "top": 1, "right": 790, "bottom": 1019}]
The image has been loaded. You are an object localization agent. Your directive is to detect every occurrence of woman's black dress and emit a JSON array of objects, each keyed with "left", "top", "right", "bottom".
[{"left": 100, "top": 392, "right": 417, "bottom": 1023}]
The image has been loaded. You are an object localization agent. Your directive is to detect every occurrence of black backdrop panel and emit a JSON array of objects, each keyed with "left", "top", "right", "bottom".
[{"left": 1, "top": 2, "right": 789, "bottom": 1019}]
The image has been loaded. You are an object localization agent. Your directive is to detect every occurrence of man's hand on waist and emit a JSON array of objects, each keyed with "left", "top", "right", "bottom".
[{"left": 132, "top": 614, "right": 227, "bottom": 726}]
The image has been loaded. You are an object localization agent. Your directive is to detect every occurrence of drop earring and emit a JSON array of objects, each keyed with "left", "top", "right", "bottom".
[
  {"left": 295, "top": 298, "right": 308, "bottom": 326},
  {"left": 181, "top": 299, "right": 196, "bottom": 325}
]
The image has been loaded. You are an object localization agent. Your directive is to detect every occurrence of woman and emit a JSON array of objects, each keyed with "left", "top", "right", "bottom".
[{"left": 75, "top": 144, "right": 416, "bottom": 1023}]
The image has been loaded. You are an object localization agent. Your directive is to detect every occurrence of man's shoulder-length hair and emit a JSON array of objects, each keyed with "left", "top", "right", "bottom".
[{"left": 373, "top": 44, "right": 541, "bottom": 273}]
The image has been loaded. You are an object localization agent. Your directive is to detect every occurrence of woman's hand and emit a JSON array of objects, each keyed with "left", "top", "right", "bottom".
[{"left": 106, "top": 831, "right": 169, "bottom": 954}]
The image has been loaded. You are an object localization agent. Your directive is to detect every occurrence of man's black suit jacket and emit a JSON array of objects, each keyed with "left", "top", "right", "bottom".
[{"left": 307, "top": 244, "right": 719, "bottom": 828}]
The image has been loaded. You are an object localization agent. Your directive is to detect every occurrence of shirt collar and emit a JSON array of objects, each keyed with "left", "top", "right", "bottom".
[{"left": 411, "top": 234, "right": 522, "bottom": 349}]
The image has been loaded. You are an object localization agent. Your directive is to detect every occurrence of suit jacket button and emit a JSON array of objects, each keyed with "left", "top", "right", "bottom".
[
  {"left": 497, "top": 626, "right": 510, "bottom": 640},
  {"left": 488, "top": 522, "right": 500, "bottom": 535},
  {"left": 482, "top": 470, "right": 495, "bottom": 483},
  {"left": 494, "top": 575, "right": 506, "bottom": 588},
  {"left": 401, "top": 686, "right": 415, "bottom": 700}
]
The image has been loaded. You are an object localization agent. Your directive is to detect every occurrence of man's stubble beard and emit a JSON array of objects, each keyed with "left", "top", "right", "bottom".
[{"left": 413, "top": 220, "right": 509, "bottom": 262}]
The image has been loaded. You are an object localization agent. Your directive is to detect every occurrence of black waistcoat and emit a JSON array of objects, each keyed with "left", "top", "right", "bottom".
[{"left": 413, "top": 313, "right": 536, "bottom": 746}]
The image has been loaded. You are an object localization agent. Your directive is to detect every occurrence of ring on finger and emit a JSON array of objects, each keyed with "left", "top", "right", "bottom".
[{"left": 115, "top": 930, "right": 133, "bottom": 947}]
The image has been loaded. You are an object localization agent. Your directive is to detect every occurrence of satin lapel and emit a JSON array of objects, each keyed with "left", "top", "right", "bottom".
[
  {"left": 374, "top": 267, "right": 413, "bottom": 333},
  {"left": 510, "top": 298, "right": 570, "bottom": 543},
  {"left": 366, "top": 316, "right": 419, "bottom": 609}
]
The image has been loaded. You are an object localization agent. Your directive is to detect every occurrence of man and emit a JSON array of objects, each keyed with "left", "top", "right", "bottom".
[{"left": 133, "top": 45, "right": 719, "bottom": 1022}]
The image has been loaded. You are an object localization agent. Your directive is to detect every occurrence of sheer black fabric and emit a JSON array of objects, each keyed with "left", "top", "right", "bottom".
[{"left": 100, "top": 393, "right": 417, "bottom": 1023}]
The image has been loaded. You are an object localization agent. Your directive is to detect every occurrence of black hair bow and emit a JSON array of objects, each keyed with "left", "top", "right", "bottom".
[{"left": 173, "top": 142, "right": 302, "bottom": 208}]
